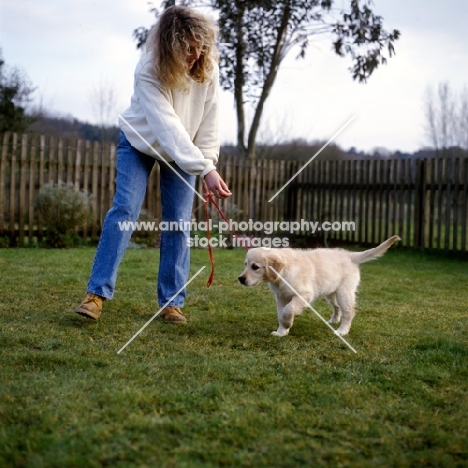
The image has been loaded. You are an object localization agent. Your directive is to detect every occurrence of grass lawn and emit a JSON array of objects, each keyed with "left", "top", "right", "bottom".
[{"left": 0, "top": 245, "right": 467, "bottom": 467}]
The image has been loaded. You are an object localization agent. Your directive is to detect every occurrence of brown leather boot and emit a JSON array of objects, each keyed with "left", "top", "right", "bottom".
[
  {"left": 159, "top": 306, "right": 187, "bottom": 323},
  {"left": 74, "top": 293, "right": 105, "bottom": 320}
]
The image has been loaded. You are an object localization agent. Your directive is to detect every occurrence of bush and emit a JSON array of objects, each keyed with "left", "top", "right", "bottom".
[
  {"left": 131, "top": 209, "right": 159, "bottom": 247},
  {"left": 0, "top": 236, "right": 10, "bottom": 248},
  {"left": 36, "top": 182, "right": 92, "bottom": 248}
]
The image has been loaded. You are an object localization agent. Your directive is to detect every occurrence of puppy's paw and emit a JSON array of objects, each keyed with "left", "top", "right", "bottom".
[
  {"left": 327, "top": 317, "right": 340, "bottom": 324},
  {"left": 334, "top": 327, "right": 349, "bottom": 336},
  {"left": 271, "top": 330, "right": 289, "bottom": 337}
]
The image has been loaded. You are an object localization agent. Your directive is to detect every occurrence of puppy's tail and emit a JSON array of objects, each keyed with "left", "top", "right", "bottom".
[{"left": 350, "top": 235, "right": 401, "bottom": 264}]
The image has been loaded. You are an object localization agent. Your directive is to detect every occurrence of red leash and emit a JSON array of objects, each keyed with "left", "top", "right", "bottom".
[{"left": 204, "top": 192, "right": 247, "bottom": 287}]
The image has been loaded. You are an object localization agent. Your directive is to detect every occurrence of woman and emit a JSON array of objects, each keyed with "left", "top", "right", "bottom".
[{"left": 75, "top": 6, "right": 231, "bottom": 323}]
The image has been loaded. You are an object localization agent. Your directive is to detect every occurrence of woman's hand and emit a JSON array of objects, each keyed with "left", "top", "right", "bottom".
[{"left": 203, "top": 170, "right": 232, "bottom": 199}]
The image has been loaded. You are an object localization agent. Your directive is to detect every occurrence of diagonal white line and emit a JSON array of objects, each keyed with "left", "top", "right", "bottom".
[
  {"left": 268, "top": 115, "right": 356, "bottom": 202},
  {"left": 117, "top": 266, "right": 206, "bottom": 354},
  {"left": 118, "top": 114, "right": 206, "bottom": 202},
  {"left": 269, "top": 267, "right": 357, "bottom": 353}
]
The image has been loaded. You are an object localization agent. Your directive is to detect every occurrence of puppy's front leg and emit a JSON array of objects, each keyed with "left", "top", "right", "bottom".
[{"left": 271, "top": 296, "right": 303, "bottom": 337}]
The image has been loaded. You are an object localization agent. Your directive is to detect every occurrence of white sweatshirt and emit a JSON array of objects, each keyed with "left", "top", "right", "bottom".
[{"left": 119, "top": 53, "right": 220, "bottom": 178}]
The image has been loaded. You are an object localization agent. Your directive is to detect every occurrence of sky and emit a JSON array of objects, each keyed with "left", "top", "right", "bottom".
[{"left": 1, "top": 0, "right": 467, "bottom": 154}]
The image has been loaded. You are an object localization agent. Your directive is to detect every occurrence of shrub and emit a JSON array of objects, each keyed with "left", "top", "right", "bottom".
[
  {"left": 36, "top": 182, "right": 92, "bottom": 248},
  {"left": 0, "top": 236, "right": 10, "bottom": 248},
  {"left": 131, "top": 209, "right": 159, "bottom": 247}
]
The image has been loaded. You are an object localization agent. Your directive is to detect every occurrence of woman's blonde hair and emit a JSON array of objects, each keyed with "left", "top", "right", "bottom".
[{"left": 146, "top": 5, "right": 218, "bottom": 90}]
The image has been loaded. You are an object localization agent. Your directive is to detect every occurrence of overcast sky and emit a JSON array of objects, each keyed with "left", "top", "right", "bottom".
[{"left": 1, "top": 0, "right": 467, "bottom": 153}]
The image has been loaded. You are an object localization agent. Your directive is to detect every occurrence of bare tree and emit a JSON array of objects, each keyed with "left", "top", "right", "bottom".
[
  {"left": 89, "top": 78, "right": 119, "bottom": 143},
  {"left": 425, "top": 82, "right": 468, "bottom": 154},
  {"left": 457, "top": 86, "right": 468, "bottom": 151}
]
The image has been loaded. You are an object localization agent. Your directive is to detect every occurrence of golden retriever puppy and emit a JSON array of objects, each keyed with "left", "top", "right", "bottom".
[{"left": 238, "top": 236, "right": 400, "bottom": 337}]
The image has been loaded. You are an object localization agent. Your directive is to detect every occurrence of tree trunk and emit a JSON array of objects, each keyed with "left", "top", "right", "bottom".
[
  {"left": 234, "top": 3, "right": 247, "bottom": 157},
  {"left": 234, "top": 57, "right": 247, "bottom": 157},
  {"left": 246, "top": 4, "right": 291, "bottom": 159}
]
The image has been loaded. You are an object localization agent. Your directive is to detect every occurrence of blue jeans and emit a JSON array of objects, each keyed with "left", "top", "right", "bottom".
[{"left": 87, "top": 132, "right": 196, "bottom": 307}]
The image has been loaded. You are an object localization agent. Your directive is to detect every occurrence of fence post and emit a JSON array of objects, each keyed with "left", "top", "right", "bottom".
[
  {"left": 0, "top": 132, "right": 10, "bottom": 234},
  {"left": 414, "top": 159, "right": 426, "bottom": 249},
  {"left": 91, "top": 141, "right": 99, "bottom": 238},
  {"left": 9, "top": 133, "right": 18, "bottom": 240},
  {"left": 18, "top": 134, "right": 28, "bottom": 245},
  {"left": 28, "top": 135, "right": 37, "bottom": 244},
  {"left": 284, "top": 161, "right": 298, "bottom": 221}
]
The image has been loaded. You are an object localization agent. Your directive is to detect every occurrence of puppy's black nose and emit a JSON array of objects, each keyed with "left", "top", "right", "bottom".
[{"left": 238, "top": 276, "right": 246, "bottom": 285}]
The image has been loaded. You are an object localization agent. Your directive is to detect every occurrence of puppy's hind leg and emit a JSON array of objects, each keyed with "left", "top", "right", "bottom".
[
  {"left": 326, "top": 293, "right": 341, "bottom": 324},
  {"left": 272, "top": 296, "right": 303, "bottom": 337},
  {"left": 334, "top": 290, "right": 356, "bottom": 336}
]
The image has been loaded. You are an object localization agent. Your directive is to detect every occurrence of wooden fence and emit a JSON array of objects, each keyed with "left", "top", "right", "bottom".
[{"left": 1, "top": 132, "right": 467, "bottom": 253}]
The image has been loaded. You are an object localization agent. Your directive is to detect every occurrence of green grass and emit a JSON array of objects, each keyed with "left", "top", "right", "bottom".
[{"left": 0, "top": 246, "right": 467, "bottom": 467}]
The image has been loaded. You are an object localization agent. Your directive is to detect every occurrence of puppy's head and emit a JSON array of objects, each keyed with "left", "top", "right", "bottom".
[{"left": 238, "top": 248, "right": 284, "bottom": 286}]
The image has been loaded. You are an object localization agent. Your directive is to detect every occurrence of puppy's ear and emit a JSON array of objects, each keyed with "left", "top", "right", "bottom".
[{"left": 265, "top": 255, "right": 284, "bottom": 282}]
